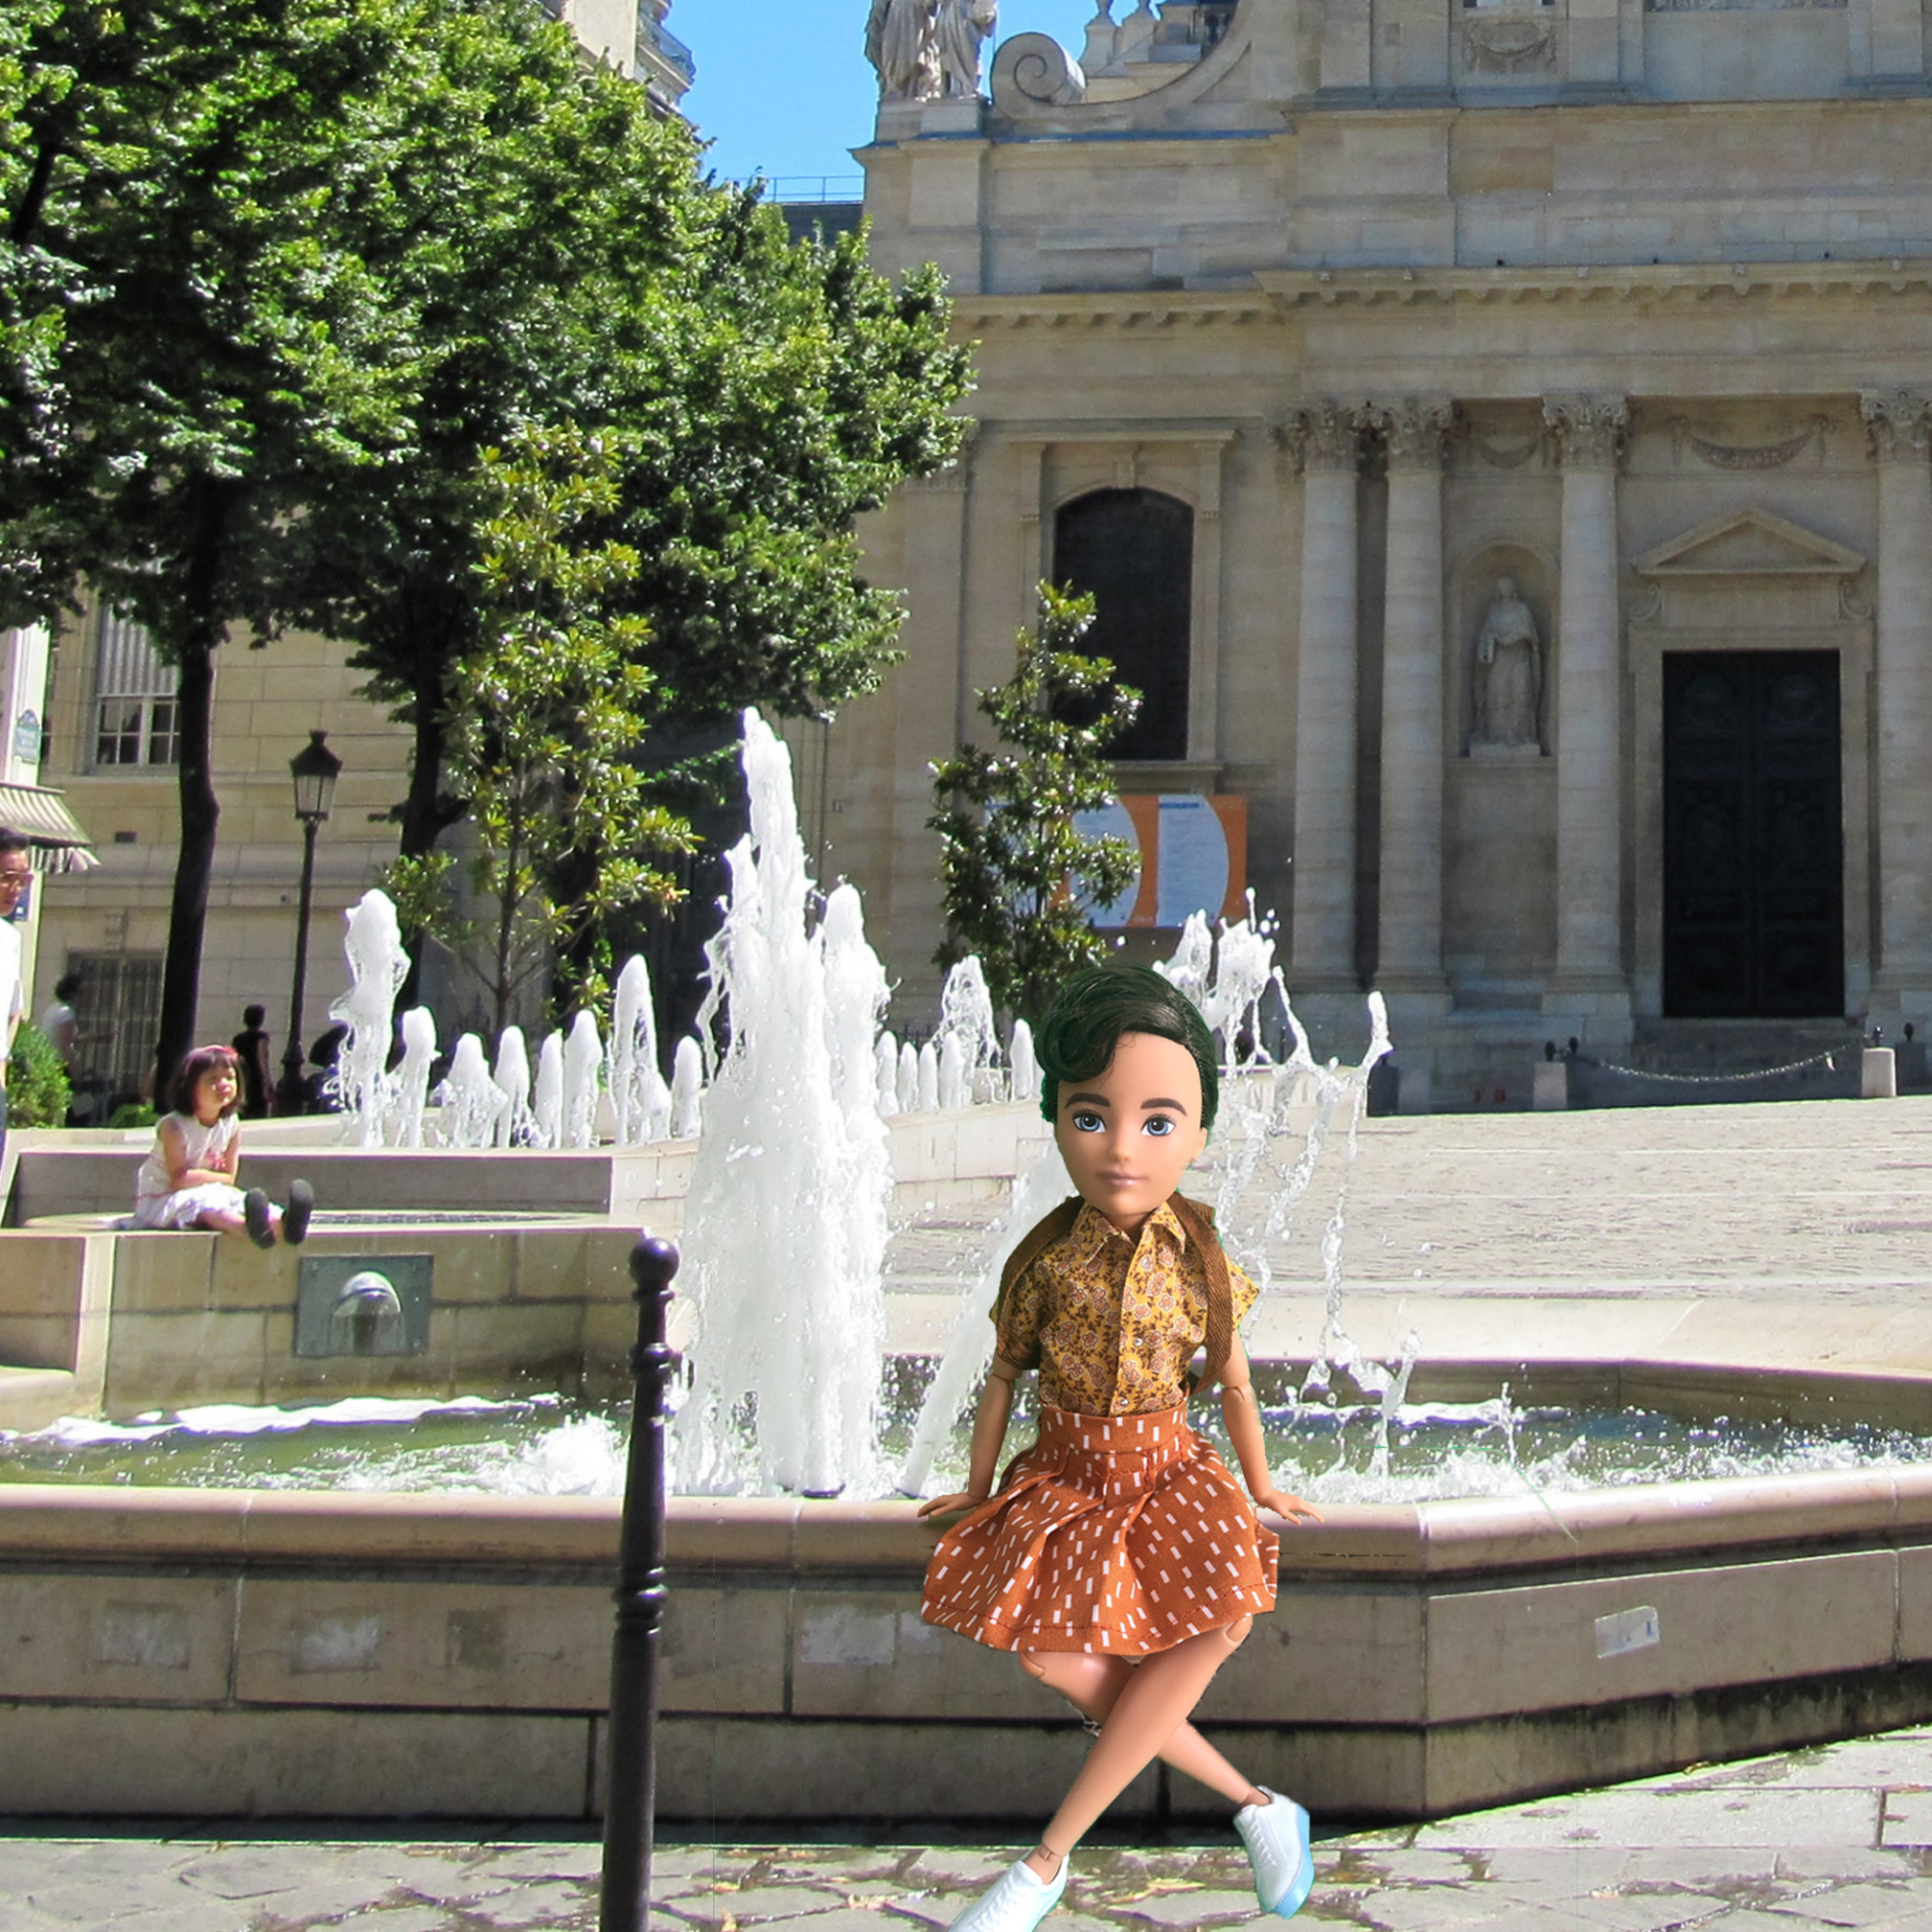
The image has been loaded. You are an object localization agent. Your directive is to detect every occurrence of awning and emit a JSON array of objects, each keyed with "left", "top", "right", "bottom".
[{"left": 0, "top": 780, "right": 100, "bottom": 872}]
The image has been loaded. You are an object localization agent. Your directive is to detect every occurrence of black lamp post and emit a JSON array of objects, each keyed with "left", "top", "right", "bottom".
[{"left": 274, "top": 730, "right": 342, "bottom": 1114}]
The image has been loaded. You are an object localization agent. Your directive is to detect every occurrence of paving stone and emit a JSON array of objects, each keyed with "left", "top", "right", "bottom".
[
  {"left": 1416, "top": 1789, "right": 1879, "bottom": 1852},
  {"left": 1111, "top": 1886, "right": 1257, "bottom": 1924},
  {"left": 1350, "top": 1884, "right": 1528, "bottom": 1931},
  {"left": 472, "top": 1845, "right": 606, "bottom": 1882},
  {"left": 463, "top": 1879, "right": 597, "bottom": 1925},
  {"left": 1780, "top": 1854, "right": 1931, "bottom": 1884},
  {"left": 1757, "top": 1884, "right": 1932, "bottom": 1927},
  {"left": 319, "top": 1909, "right": 455, "bottom": 1932},
  {"left": 898, "top": 1852, "right": 1011, "bottom": 1888},
  {"left": 1881, "top": 1794, "right": 1932, "bottom": 1849},
  {"left": 1469, "top": 1850, "right": 1634, "bottom": 1890},
  {"left": 1334, "top": 1852, "right": 1486, "bottom": 1885}
]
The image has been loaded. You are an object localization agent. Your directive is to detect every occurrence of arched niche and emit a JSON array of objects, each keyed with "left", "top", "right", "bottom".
[{"left": 1052, "top": 487, "right": 1194, "bottom": 764}]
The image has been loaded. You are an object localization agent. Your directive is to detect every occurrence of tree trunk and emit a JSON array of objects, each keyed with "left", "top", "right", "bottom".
[
  {"left": 152, "top": 484, "right": 232, "bottom": 1098},
  {"left": 394, "top": 609, "right": 466, "bottom": 1013}
]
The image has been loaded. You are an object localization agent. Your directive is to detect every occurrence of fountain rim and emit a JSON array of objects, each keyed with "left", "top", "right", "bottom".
[{"left": 6, "top": 1455, "right": 1930, "bottom": 1583}]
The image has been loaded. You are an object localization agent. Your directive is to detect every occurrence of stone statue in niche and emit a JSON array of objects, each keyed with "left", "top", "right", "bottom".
[
  {"left": 934, "top": 0, "right": 999, "bottom": 97},
  {"left": 1471, "top": 576, "right": 1544, "bottom": 750},
  {"left": 866, "top": 0, "right": 939, "bottom": 102}
]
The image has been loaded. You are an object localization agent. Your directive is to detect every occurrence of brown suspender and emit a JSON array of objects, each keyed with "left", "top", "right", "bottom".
[{"left": 989, "top": 1192, "right": 1236, "bottom": 1392}]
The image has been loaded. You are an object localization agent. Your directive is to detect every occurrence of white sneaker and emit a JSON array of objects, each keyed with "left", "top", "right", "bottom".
[
  {"left": 946, "top": 1856, "right": 1069, "bottom": 1932},
  {"left": 1233, "top": 1788, "right": 1314, "bottom": 1919}
]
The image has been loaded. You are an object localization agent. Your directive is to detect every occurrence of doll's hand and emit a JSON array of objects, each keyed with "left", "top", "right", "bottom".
[
  {"left": 1253, "top": 1487, "right": 1323, "bottom": 1526},
  {"left": 915, "top": 1490, "right": 986, "bottom": 1521}
]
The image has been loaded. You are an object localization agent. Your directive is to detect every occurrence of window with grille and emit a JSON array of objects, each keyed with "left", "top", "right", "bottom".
[
  {"left": 60, "top": 949, "right": 162, "bottom": 1111},
  {"left": 92, "top": 611, "right": 179, "bottom": 769}
]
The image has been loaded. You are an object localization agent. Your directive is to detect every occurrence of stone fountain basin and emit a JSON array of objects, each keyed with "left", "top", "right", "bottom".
[{"left": 3, "top": 1339, "right": 1931, "bottom": 1825}]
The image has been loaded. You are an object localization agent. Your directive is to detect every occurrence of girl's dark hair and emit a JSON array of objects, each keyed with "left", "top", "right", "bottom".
[
  {"left": 170, "top": 1045, "right": 242, "bottom": 1118},
  {"left": 1036, "top": 964, "right": 1219, "bottom": 1135}
]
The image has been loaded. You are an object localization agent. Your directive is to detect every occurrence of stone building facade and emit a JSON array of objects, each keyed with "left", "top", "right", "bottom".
[{"left": 829, "top": 0, "right": 1932, "bottom": 1104}]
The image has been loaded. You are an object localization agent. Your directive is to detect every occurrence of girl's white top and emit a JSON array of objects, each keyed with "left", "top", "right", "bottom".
[{"left": 135, "top": 1111, "right": 241, "bottom": 1213}]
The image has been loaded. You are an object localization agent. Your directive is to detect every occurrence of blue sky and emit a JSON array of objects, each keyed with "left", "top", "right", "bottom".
[{"left": 680, "top": 1, "right": 1099, "bottom": 190}]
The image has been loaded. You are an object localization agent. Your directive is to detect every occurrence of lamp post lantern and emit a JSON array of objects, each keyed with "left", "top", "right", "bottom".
[{"left": 275, "top": 730, "right": 342, "bottom": 1114}]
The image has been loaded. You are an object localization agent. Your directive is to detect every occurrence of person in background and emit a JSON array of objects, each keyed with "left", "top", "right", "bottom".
[
  {"left": 0, "top": 830, "right": 32, "bottom": 1179},
  {"left": 38, "top": 972, "right": 80, "bottom": 1068},
  {"left": 232, "top": 1003, "right": 274, "bottom": 1118}
]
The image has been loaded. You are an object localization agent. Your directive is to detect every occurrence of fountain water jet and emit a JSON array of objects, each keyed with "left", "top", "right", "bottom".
[
  {"left": 672, "top": 712, "right": 891, "bottom": 1497},
  {"left": 331, "top": 891, "right": 409, "bottom": 1143}
]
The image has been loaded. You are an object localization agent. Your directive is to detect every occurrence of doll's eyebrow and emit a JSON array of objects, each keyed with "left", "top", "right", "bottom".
[{"left": 1063, "top": 1092, "right": 1192, "bottom": 1115}]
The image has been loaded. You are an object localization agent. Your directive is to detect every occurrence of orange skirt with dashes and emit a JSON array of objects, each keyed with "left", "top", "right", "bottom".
[{"left": 919, "top": 1403, "right": 1278, "bottom": 1656}]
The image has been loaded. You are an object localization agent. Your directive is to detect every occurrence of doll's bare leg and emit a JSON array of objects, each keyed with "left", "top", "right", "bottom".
[
  {"left": 1020, "top": 1653, "right": 1260, "bottom": 1807},
  {"left": 1021, "top": 1619, "right": 1253, "bottom": 1879}
]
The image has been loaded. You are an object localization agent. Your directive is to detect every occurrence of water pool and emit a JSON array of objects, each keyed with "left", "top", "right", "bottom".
[{"left": 8, "top": 1381, "right": 1932, "bottom": 1504}]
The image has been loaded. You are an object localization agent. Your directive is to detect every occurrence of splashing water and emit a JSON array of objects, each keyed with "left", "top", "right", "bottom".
[
  {"left": 433, "top": 1034, "right": 506, "bottom": 1148},
  {"left": 562, "top": 1012, "right": 604, "bottom": 1150},
  {"left": 492, "top": 1027, "right": 533, "bottom": 1148},
  {"left": 672, "top": 712, "right": 891, "bottom": 1497},
  {"left": 935, "top": 957, "right": 999, "bottom": 1080},
  {"left": 388, "top": 1007, "right": 437, "bottom": 1149},
  {"left": 610, "top": 956, "right": 674, "bottom": 1145},
  {"left": 331, "top": 891, "right": 408, "bottom": 1145}
]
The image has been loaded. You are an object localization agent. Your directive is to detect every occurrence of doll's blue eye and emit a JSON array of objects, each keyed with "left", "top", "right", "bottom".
[
  {"left": 1070, "top": 1111, "right": 1103, "bottom": 1133},
  {"left": 1143, "top": 1116, "right": 1176, "bottom": 1138}
]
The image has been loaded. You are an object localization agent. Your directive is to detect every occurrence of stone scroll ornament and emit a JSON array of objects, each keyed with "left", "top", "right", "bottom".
[{"left": 991, "top": 33, "right": 1088, "bottom": 109}]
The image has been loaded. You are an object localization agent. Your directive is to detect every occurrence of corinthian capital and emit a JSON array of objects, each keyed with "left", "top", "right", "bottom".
[
  {"left": 1543, "top": 394, "right": 1628, "bottom": 472},
  {"left": 1373, "top": 397, "right": 1455, "bottom": 473},
  {"left": 1861, "top": 389, "right": 1932, "bottom": 464},
  {"left": 1281, "top": 399, "right": 1370, "bottom": 474}
]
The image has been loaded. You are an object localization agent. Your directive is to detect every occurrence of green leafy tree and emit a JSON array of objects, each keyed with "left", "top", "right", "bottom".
[
  {"left": 929, "top": 586, "right": 1143, "bottom": 1026},
  {"left": 406, "top": 425, "right": 695, "bottom": 1032},
  {"left": 278, "top": 74, "right": 974, "bottom": 987},
  {"left": 0, "top": 0, "right": 447, "bottom": 1091}
]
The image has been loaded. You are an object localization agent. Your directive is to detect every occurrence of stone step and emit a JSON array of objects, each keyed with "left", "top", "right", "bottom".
[{"left": 0, "top": 1366, "right": 76, "bottom": 1435}]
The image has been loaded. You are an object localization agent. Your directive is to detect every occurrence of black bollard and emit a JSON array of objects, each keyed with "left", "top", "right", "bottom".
[{"left": 600, "top": 1235, "right": 680, "bottom": 1932}]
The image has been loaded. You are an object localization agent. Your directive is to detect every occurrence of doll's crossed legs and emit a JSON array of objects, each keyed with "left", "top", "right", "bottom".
[{"left": 1016, "top": 1616, "right": 1261, "bottom": 1880}]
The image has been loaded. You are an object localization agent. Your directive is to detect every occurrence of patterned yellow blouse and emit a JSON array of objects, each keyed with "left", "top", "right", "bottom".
[{"left": 993, "top": 1199, "right": 1260, "bottom": 1416}]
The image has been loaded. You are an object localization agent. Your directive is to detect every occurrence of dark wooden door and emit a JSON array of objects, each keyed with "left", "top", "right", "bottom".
[{"left": 1663, "top": 651, "right": 1843, "bottom": 1018}]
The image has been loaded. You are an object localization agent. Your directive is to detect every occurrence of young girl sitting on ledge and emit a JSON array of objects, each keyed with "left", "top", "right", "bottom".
[{"left": 133, "top": 1045, "right": 313, "bottom": 1249}]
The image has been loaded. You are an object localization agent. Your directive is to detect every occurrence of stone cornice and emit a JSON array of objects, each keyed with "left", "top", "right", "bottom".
[
  {"left": 1257, "top": 261, "right": 1932, "bottom": 309},
  {"left": 954, "top": 292, "right": 1279, "bottom": 333}
]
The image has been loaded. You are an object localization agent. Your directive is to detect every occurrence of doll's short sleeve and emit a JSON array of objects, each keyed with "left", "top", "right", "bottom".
[
  {"left": 1230, "top": 1257, "right": 1260, "bottom": 1326},
  {"left": 993, "top": 1254, "right": 1048, "bottom": 1370}
]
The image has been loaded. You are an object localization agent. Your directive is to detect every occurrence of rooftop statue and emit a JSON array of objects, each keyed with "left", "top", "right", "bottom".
[
  {"left": 935, "top": 0, "right": 999, "bottom": 98},
  {"left": 866, "top": 0, "right": 997, "bottom": 103},
  {"left": 865, "top": 0, "right": 938, "bottom": 102}
]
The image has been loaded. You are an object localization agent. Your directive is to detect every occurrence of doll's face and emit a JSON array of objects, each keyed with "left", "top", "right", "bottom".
[{"left": 1054, "top": 1031, "right": 1208, "bottom": 1238}]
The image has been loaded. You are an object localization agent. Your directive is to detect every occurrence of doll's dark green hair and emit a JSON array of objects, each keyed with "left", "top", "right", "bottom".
[{"left": 1035, "top": 964, "right": 1219, "bottom": 1136}]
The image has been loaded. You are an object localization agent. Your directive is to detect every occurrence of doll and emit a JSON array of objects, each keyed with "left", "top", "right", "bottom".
[
  {"left": 133, "top": 1045, "right": 314, "bottom": 1248},
  {"left": 916, "top": 965, "right": 1321, "bottom": 1932}
]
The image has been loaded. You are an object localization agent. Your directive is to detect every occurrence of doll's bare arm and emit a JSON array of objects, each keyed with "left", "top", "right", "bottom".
[
  {"left": 1219, "top": 1334, "right": 1322, "bottom": 1525},
  {"left": 914, "top": 1356, "right": 1022, "bottom": 1519}
]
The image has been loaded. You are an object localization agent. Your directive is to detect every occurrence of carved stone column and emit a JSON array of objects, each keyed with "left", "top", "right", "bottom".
[
  {"left": 1543, "top": 394, "right": 1631, "bottom": 1032},
  {"left": 1862, "top": 389, "right": 1932, "bottom": 1022},
  {"left": 1284, "top": 401, "right": 1368, "bottom": 994},
  {"left": 1373, "top": 399, "right": 1453, "bottom": 1007}
]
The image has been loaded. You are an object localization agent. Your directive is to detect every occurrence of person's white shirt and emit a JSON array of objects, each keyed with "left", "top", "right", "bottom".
[{"left": 0, "top": 917, "right": 22, "bottom": 1063}]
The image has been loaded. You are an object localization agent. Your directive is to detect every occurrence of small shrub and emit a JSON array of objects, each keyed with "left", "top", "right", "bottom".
[
  {"left": 7, "top": 1022, "right": 71, "bottom": 1127},
  {"left": 108, "top": 1102, "right": 158, "bottom": 1131}
]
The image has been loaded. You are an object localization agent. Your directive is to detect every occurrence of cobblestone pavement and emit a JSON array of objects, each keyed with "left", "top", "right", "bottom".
[
  {"left": 9, "top": 1725, "right": 1932, "bottom": 1931},
  {"left": 886, "top": 1095, "right": 1932, "bottom": 1307}
]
